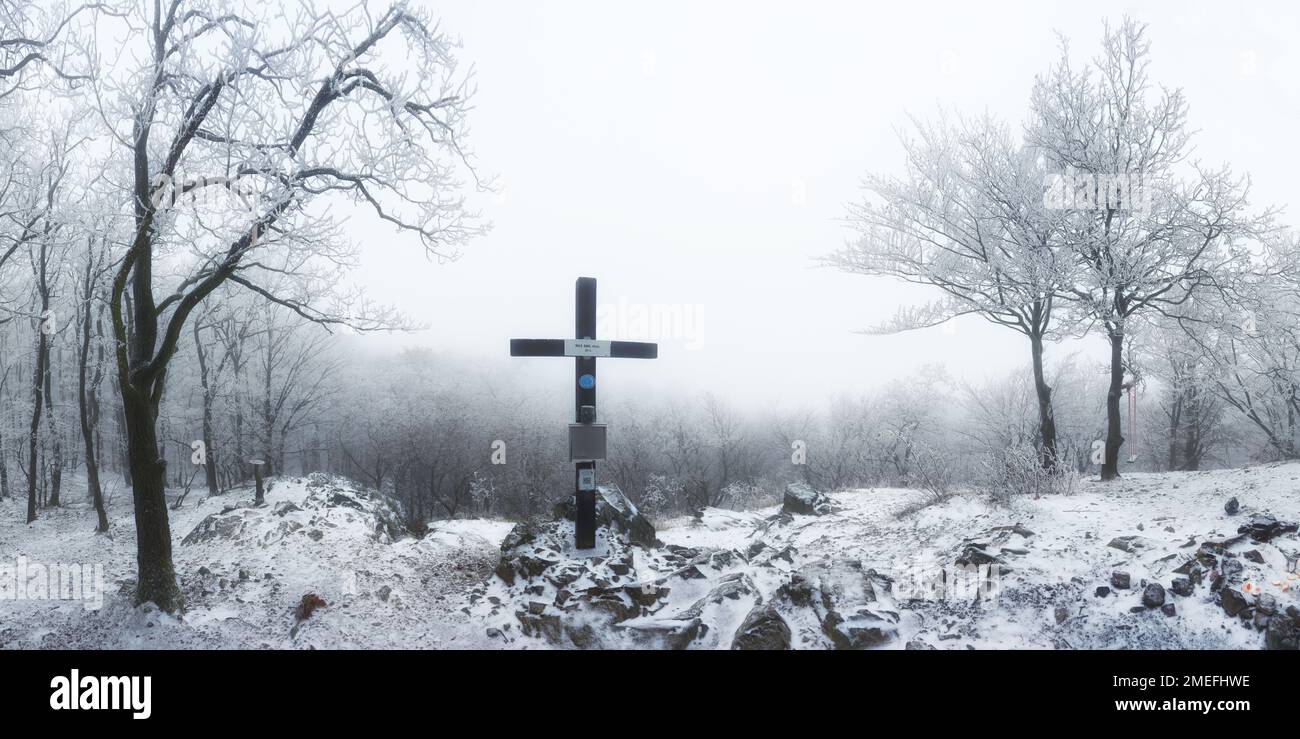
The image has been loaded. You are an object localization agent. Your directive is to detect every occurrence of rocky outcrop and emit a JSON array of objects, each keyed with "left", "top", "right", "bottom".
[
  {"left": 782, "top": 482, "right": 834, "bottom": 516},
  {"left": 770, "top": 559, "right": 901, "bottom": 649},
  {"left": 731, "top": 603, "right": 791, "bottom": 650},
  {"left": 486, "top": 513, "right": 685, "bottom": 647},
  {"left": 1236, "top": 514, "right": 1298, "bottom": 543},
  {"left": 553, "top": 484, "right": 659, "bottom": 547},
  {"left": 1266, "top": 612, "right": 1299, "bottom": 650},
  {"left": 181, "top": 474, "right": 404, "bottom": 547}
]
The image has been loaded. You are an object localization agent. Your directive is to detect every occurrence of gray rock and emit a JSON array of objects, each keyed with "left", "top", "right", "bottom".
[
  {"left": 517, "top": 609, "right": 564, "bottom": 642},
  {"left": 273, "top": 501, "right": 302, "bottom": 517},
  {"left": 782, "top": 482, "right": 833, "bottom": 516},
  {"left": 181, "top": 512, "right": 247, "bottom": 545},
  {"left": 1265, "top": 614, "right": 1299, "bottom": 650},
  {"left": 1142, "top": 583, "right": 1166, "bottom": 609},
  {"left": 1221, "top": 588, "right": 1251, "bottom": 617},
  {"left": 1054, "top": 606, "right": 1069, "bottom": 624},
  {"left": 731, "top": 604, "right": 791, "bottom": 650},
  {"left": 1254, "top": 611, "right": 1271, "bottom": 631},
  {"left": 616, "top": 616, "right": 703, "bottom": 650},
  {"left": 1111, "top": 571, "right": 1131, "bottom": 590},
  {"left": 1224, "top": 497, "right": 1240, "bottom": 515},
  {"left": 1237, "top": 514, "right": 1298, "bottom": 543},
  {"left": 553, "top": 484, "right": 659, "bottom": 547},
  {"left": 1169, "top": 577, "right": 1193, "bottom": 597},
  {"left": 1107, "top": 536, "right": 1145, "bottom": 553},
  {"left": 823, "top": 609, "right": 894, "bottom": 649},
  {"left": 1220, "top": 558, "right": 1244, "bottom": 582},
  {"left": 956, "top": 545, "right": 1000, "bottom": 567},
  {"left": 1256, "top": 593, "right": 1278, "bottom": 615},
  {"left": 1161, "top": 603, "right": 1177, "bottom": 617}
]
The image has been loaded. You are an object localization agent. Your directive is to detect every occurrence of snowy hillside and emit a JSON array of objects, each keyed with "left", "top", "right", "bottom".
[
  {"left": 2, "top": 464, "right": 1298, "bottom": 649},
  {"left": 1, "top": 474, "right": 513, "bottom": 649}
]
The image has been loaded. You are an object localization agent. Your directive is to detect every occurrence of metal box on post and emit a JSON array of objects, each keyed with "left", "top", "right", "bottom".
[{"left": 568, "top": 423, "right": 607, "bottom": 462}]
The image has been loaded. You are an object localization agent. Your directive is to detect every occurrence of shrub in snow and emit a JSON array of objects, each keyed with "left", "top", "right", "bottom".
[
  {"left": 909, "top": 441, "right": 958, "bottom": 505},
  {"left": 976, "top": 443, "right": 1077, "bottom": 503},
  {"left": 637, "top": 474, "right": 679, "bottom": 519}
]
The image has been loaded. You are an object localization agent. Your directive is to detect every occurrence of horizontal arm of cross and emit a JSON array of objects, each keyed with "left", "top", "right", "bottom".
[{"left": 510, "top": 339, "right": 658, "bottom": 359}]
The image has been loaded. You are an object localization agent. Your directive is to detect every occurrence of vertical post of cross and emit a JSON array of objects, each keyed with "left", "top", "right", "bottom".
[{"left": 574, "top": 277, "right": 598, "bottom": 549}]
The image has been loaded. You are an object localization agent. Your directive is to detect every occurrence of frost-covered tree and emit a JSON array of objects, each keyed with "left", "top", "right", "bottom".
[
  {"left": 1175, "top": 232, "right": 1300, "bottom": 461},
  {"left": 90, "top": 0, "right": 486, "bottom": 612},
  {"left": 833, "top": 113, "right": 1072, "bottom": 469},
  {"left": 1027, "top": 18, "right": 1271, "bottom": 480}
]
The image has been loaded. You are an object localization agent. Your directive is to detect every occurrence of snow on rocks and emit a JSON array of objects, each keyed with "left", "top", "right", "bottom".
[
  {"left": 781, "top": 482, "right": 836, "bottom": 517},
  {"left": 5, "top": 462, "right": 1299, "bottom": 650},
  {"left": 0, "top": 473, "right": 513, "bottom": 649},
  {"left": 764, "top": 559, "right": 903, "bottom": 649},
  {"left": 551, "top": 484, "right": 659, "bottom": 548},
  {"left": 1236, "top": 514, "right": 1298, "bottom": 543},
  {"left": 472, "top": 488, "right": 909, "bottom": 649},
  {"left": 464, "top": 461, "right": 1300, "bottom": 650},
  {"left": 180, "top": 473, "right": 405, "bottom": 549}
]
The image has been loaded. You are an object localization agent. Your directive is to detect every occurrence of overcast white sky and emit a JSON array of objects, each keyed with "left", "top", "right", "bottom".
[{"left": 347, "top": 0, "right": 1300, "bottom": 411}]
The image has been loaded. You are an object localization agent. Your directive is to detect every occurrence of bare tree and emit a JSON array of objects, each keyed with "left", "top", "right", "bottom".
[
  {"left": 252, "top": 308, "right": 338, "bottom": 475},
  {"left": 833, "top": 112, "right": 1071, "bottom": 469},
  {"left": 76, "top": 232, "right": 112, "bottom": 531},
  {"left": 94, "top": 1, "right": 484, "bottom": 611},
  {"left": 0, "top": 1, "right": 102, "bottom": 101},
  {"left": 1178, "top": 232, "right": 1300, "bottom": 460},
  {"left": 1027, "top": 18, "right": 1270, "bottom": 479}
]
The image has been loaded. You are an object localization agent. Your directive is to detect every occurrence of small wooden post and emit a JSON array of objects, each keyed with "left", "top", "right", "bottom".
[{"left": 249, "top": 458, "right": 266, "bottom": 505}]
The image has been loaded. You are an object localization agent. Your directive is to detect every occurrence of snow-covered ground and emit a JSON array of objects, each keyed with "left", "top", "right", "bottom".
[
  {"left": 0, "top": 474, "right": 514, "bottom": 649},
  {"left": 2, "top": 463, "right": 1298, "bottom": 649},
  {"left": 654, "top": 463, "right": 1300, "bottom": 649}
]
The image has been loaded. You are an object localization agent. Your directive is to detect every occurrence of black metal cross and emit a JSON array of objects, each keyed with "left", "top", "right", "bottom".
[{"left": 510, "top": 277, "right": 658, "bottom": 549}]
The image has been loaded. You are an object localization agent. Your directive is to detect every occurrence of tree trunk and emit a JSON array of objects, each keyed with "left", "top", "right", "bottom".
[
  {"left": 26, "top": 322, "right": 48, "bottom": 524},
  {"left": 1029, "top": 333, "right": 1058, "bottom": 470},
  {"left": 253, "top": 463, "right": 265, "bottom": 505},
  {"left": 0, "top": 425, "right": 9, "bottom": 500},
  {"left": 122, "top": 387, "right": 182, "bottom": 611},
  {"left": 195, "top": 323, "right": 220, "bottom": 494},
  {"left": 262, "top": 331, "right": 274, "bottom": 477},
  {"left": 1166, "top": 393, "right": 1183, "bottom": 471},
  {"left": 117, "top": 400, "right": 132, "bottom": 485},
  {"left": 44, "top": 345, "right": 63, "bottom": 506},
  {"left": 1101, "top": 328, "right": 1126, "bottom": 481},
  {"left": 1182, "top": 398, "right": 1203, "bottom": 471},
  {"left": 234, "top": 376, "right": 245, "bottom": 484},
  {"left": 78, "top": 285, "right": 109, "bottom": 533}
]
